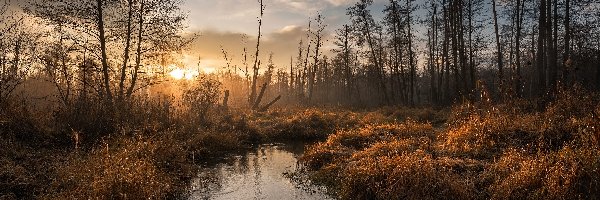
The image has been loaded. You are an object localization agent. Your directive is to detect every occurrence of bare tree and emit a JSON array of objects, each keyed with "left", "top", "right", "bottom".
[
  {"left": 307, "top": 13, "right": 326, "bottom": 103},
  {"left": 249, "top": 0, "right": 264, "bottom": 106}
]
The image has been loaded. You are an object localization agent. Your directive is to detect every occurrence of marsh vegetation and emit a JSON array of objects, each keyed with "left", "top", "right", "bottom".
[{"left": 1, "top": 0, "right": 599, "bottom": 199}]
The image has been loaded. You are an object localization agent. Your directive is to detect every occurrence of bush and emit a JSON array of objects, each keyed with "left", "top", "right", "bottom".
[{"left": 182, "top": 76, "right": 222, "bottom": 123}]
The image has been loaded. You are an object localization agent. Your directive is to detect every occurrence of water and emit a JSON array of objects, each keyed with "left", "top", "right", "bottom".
[{"left": 189, "top": 143, "right": 332, "bottom": 200}]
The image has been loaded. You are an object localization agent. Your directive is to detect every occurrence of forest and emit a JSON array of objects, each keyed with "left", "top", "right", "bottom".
[{"left": 1, "top": 0, "right": 599, "bottom": 199}]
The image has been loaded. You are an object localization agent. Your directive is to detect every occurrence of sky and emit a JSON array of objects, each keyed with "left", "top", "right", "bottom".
[
  {"left": 180, "top": 0, "right": 392, "bottom": 72},
  {"left": 7, "top": 0, "right": 497, "bottom": 73}
]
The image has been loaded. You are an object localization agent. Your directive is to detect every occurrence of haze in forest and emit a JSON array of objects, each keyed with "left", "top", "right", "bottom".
[{"left": 1, "top": 0, "right": 600, "bottom": 199}]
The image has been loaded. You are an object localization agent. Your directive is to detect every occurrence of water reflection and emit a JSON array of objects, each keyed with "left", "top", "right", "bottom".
[{"left": 189, "top": 143, "right": 331, "bottom": 200}]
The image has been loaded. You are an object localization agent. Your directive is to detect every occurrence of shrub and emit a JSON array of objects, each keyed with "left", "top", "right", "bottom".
[
  {"left": 186, "top": 129, "right": 244, "bottom": 158},
  {"left": 182, "top": 76, "right": 222, "bottom": 123},
  {"left": 299, "top": 120, "right": 453, "bottom": 199}
]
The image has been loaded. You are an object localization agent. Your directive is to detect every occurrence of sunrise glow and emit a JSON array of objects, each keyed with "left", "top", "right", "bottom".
[
  {"left": 168, "top": 67, "right": 216, "bottom": 80},
  {"left": 169, "top": 68, "right": 200, "bottom": 80},
  {"left": 202, "top": 67, "right": 216, "bottom": 74}
]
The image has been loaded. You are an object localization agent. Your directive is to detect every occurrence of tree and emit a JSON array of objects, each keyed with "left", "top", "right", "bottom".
[
  {"left": 333, "top": 24, "right": 355, "bottom": 103},
  {"left": 536, "top": 0, "right": 547, "bottom": 97},
  {"left": 349, "top": 0, "right": 388, "bottom": 105},
  {"left": 383, "top": 0, "right": 407, "bottom": 105},
  {"left": 248, "top": 0, "right": 264, "bottom": 106},
  {"left": 492, "top": 0, "right": 504, "bottom": 98},
  {"left": 0, "top": 5, "right": 35, "bottom": 106},
  {"left": 29, "top": 0, "right": 190, "bottom": 104},
  {"left": 307, "top": 13, "right": 326, "bottom": 103}
]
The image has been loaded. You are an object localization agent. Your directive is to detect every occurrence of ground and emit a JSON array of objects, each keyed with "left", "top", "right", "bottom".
[{"left": 0, "top": 87, "right": 598, "bottom": 199}]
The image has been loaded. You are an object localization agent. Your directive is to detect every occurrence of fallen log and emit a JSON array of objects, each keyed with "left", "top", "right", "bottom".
[
  {"left": 259, "top": 95, "right": 281, "bottom": 112},
  {"left": 252, "top": 82, "right": 268, "bottom": 110}
]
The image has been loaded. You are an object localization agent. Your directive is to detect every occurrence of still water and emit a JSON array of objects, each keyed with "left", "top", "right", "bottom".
[{"left": 189, "top": 143, "right": 332, "bottom": 200}]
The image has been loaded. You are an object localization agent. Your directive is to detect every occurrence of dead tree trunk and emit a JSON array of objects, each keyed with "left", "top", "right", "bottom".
[
  {"left": 223, "top": 90, "right": 230, "bottom": 108},
  {"left": 249, "top": 0, "right": 264, "bottom": 106},
  {"left": 259, "top": 95, "right": 281, "bottom": 112},
  {"left": 252, "top": 82, "right": 268, "bottom": 110}
]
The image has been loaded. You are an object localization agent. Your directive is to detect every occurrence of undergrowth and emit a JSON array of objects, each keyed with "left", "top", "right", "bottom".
[
  {"left": 299, "top": 86, "right": 600, "bottom": 200},
  {"left": 2, "top": 93, "right": 449, "bottom": 198}
]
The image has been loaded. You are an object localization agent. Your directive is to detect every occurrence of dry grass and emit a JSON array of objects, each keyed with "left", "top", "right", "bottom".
[
  {"left": 484, "top": 146, "right": 600, "bottom": 199},
  {"left": 300, "top": 87, "right": 600, "bottom": 199},
  {"left": 45, "top": 136, "right": 175, "bottom": 199},
  {"left": 2, "top": 85, "right": 597, "bottom": 199},
  {"left": 249, "top": 108, "right": 360, "bottom": 140}
]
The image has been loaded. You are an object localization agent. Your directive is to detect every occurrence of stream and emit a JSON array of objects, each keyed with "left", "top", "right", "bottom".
[{"left": 188, "top": 143, "right": 333, "bottom": 200}]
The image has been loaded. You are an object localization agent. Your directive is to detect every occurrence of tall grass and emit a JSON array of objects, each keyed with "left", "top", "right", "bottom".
[{"left": 299, "top": 86, "right": 600, "bottom": 199}]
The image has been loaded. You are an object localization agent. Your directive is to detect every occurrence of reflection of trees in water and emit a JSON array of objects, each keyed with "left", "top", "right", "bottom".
[
  {"left": 252, "top": 146, "right": 264, "bottom": 198},
  {"left": 190, "top": 167, "right": 223, "bottom": 199},
  {"left": 190, "top": 143, "right": 331, "bottom": 199}
]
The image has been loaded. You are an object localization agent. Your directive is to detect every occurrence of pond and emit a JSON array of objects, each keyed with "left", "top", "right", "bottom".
[{"left": 188, "top": 143, "right": 332, "bottom": 200}]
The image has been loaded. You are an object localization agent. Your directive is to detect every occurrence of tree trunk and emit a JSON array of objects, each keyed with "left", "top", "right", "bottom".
[
  {"left": 451, "top": 1, "right": 459, "bottom": 97},
  {"left": 223, "top": 90, "right": 230, "bottom": 107},
  {"left": 97, "top": 0, "right": 112, "bottom": 103},
  {"left": 492, "top": 0, "right": 504, "bottom": 98},
  {"left": 252, "top": 82, "right": 268, "bottom": 110},
  {"left": 259, "top": 95, "right": 281, "bottom": 112},
  {"left": 119, "top": 0, "right": 134, "bottom": 100},
  {"left": 249, "top": 0, "right": 264, "bottom": 106},
  {"left": 126, "top": 0, "right": 145, "bottom": 97},
  {"left": 407, "top": 0, "right": 415, "bottom": 106},
  {"left": 536, "top": 0, "right": 547, "bottom": 97},
  {"left": 308, "top": 16, "right": 323, "bottom": 103},
  {"left": 442, "top": 0, "right": 450, "bottom": 104},
  {"left": 468, "top": 0, "right": 475, "bottom": 96},
  {"left": 548, "top": 0, "right": 558, "bottom": 92},
  {"left": 515, "top": 0, "right": 524, "bottom": 98},
  {"left": 563, "top": 0, "right": 571, "bottom": 80}
]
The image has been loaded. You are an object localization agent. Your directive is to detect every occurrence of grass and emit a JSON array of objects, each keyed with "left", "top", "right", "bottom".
[
  {"left": 299, "top": 86, "right": 600, "bottom": 199},
  {"left": 4, "top": 96, "right": 437, "bottom": 198},
  {"left": 2, "top": 85, "right": 597, "bottom": 199}
]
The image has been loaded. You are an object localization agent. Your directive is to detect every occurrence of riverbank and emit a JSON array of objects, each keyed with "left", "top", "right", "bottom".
[
  {"left": 0, "top": 99, "right": 447, "bottom": 199},
  {"left": 5, "top": 87, "right": 596, "bottom": 199}
]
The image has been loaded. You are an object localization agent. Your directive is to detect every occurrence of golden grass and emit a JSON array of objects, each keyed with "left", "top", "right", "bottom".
[
  {"left": 300, "top": 87, "right": 600, "bottom": 199},
  {"left": 2, "top": 85, "right": 597, "bottom": 199},
  {"left": 46, "top": 137, "right": 174, "bottom": 199}
]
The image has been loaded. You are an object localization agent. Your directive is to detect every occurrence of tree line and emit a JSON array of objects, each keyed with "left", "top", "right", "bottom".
[
  {"left": 0, "top": 0, "right": 190, "bottom": 110},
  {"left": 2, "top": 0, "right": 600, "bottom": 110},
  {"left": 234, "top": 0, "right": 600, "bottom": 108}
]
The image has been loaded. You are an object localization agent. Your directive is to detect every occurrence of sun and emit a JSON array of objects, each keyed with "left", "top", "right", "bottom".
[
  {"left": 169, "top": 68, "right": 185, "bottom": 80},
  {"left": 169, "top": 68, "right": 200, "bottom": 80}
]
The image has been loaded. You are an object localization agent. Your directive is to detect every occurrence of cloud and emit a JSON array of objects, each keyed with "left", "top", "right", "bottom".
[
  {"left": 185, "top": 27, "right": 299, "bottom": 70},
  {"left": 325, "top": 0, "right": 354, "bottom": 7},
  {"left": 184, "top": 24, "right": 335, "bottom": 72}
]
